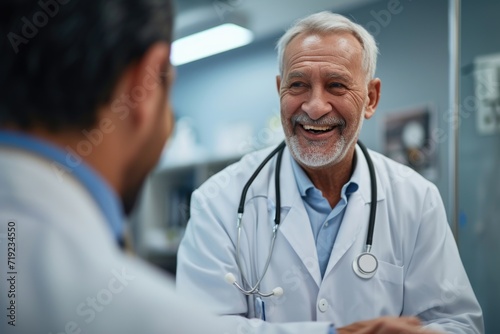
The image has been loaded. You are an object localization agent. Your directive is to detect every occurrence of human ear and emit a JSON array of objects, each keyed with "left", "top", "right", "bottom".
[
  {"left": 364, "top": 78, "right": 381, "bottom": 119},
  {"left": 126, "top": 42, "right": 171, "bottom": 131}
]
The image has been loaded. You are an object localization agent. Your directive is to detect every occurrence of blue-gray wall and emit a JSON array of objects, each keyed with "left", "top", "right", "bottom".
[
  {"left": 171, "top": 31, "right": 281, "bottom": 155},
  {"left": 459, "top": 1, "right": 500, "bottom": 332}
]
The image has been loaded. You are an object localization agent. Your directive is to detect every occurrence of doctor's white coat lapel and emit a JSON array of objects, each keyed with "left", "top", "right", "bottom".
[
  {"left": 323, "top": 144, "right": 386, "bottom": 279},
  {"left": 270, "top": 145, "right": 387, "bottom": 284},
  {"left": 269, "top": 148, "right": 323, "bottom": 287}
]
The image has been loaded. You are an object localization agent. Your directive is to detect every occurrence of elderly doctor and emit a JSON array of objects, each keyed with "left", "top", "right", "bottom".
[{"left": 176, "top": 11, "right": 484, "bottom": 334}]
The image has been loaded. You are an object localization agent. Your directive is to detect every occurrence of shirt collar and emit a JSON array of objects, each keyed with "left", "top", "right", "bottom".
[
  {"left": 290, "top": 148, "right": 360, "bottom": 199},
  {"left": 0, "top": 130, "right": 124, "bottom": 241}
]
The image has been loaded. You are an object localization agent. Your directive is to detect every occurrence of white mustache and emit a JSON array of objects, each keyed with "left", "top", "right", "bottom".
[{"left": 291, "top": 114, "right": 346, "bottom": 130}]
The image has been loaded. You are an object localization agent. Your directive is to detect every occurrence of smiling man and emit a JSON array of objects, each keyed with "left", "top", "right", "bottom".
[
  {"left": 277, "top": 30, "right": 380, "bottom": 208},
  {"left": 176, "top": 11, "right": 484, "bottom": 334}
]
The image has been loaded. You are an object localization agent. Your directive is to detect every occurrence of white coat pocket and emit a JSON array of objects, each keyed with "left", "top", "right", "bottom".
[{"left": 369, "top": 260, "right": 404, "bottom": 315}]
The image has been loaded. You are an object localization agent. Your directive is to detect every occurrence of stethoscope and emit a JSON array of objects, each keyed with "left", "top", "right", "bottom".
[{"left": 225, "top": 140, "right": 378, "bottom": 299}]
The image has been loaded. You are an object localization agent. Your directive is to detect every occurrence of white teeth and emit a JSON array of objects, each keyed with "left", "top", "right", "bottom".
[{"left": 303, "top": 125, "right": 333, "bottom": 131}]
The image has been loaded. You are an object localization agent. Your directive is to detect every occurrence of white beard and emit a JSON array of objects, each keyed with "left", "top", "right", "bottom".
[{"left": 286, "top": 112, "right": 364, "bottom": 169}]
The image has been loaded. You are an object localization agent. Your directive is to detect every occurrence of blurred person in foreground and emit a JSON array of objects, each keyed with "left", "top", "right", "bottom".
[{"left": 0, "top": 1, "right": 451, "bottom": 333}]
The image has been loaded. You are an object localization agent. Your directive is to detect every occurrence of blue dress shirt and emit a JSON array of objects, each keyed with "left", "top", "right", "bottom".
[
  {"left": 290, "top": 154, "right": 359, "bottom": 278},
  {"left": 291, "top": 154, "right": 359, "bottom": 334}
]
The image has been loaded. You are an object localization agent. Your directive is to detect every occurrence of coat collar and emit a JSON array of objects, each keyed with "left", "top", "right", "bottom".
[
  {"left": 264, "top": 143, "right": 386, "bottom": 206},
  {"left": 0, "top": 130, "right": 125, "bottom": 242},
  {"left": 354, "top": 143, "right": 386, "bottom": 204}
]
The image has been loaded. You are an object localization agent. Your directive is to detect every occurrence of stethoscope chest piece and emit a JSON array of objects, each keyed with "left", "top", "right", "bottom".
[{"left": 352, "top": 252, "right": 378, "bottom": 279}]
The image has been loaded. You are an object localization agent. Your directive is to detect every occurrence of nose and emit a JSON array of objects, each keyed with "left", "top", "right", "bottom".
[{"left": 301, "top": 88, "right": 332, "bottom": 120}]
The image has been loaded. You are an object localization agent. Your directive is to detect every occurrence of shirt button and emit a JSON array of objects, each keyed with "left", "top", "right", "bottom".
[{"left": 318, "top": 298, "right": 329, "bottom": 312}]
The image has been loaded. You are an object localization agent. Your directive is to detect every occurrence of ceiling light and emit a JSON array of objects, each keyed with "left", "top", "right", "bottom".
[{"left": 171, "top": 23, "right": 254, "bottom": 66}]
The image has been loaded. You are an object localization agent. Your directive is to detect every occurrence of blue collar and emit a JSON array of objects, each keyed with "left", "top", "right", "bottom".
[
  {"left": 290, "top": 150, "right": 360, "bottom": 199},
  {"left": 0, "top": 130, "right": 124, "bottom": 242}
]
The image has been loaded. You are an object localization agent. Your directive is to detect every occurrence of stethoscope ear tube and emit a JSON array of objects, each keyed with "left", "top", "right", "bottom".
[
  {"left": 231, "top": 141, "right": 286, "bottom": 298},
  {"left": 224, "top": 273, "right": 284, "bottom": 297}
]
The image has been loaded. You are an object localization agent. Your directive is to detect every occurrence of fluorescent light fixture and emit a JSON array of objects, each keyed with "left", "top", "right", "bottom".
[{"left": 171, "top": 23, "right": 253, "bottom": 66}]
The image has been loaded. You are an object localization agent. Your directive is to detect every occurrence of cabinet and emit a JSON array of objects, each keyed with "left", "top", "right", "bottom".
[{"left": 129, "top": 155, "right": 241, "bottom": 274}]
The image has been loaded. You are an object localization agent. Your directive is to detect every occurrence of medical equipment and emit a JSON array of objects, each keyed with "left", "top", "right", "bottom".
[{"left": 225, "top": 140, "right": 378, "bottom": 298}]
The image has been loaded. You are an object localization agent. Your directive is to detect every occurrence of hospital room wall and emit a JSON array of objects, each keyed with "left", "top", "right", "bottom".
[
  {"left": 458, "top": 0, "right": 500, "bottom": 332},
  {"left": 171, "top": 0, "right": 451, "bottom": 210}
]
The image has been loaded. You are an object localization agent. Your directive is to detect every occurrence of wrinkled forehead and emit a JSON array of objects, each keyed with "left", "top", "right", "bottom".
[{"left": 282, "top": 31, "right": 364, "bottom": 74}]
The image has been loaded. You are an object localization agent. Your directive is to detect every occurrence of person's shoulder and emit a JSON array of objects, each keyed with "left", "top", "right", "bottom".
[
  {"left": 369, "top": 149, "right": 438, "bottom": 192},
  {"left": 368, "top": 150, "right": 446, "bottom": 217},
  {"left": 228, "top": 144, "right": 280, "bottom": 175}
]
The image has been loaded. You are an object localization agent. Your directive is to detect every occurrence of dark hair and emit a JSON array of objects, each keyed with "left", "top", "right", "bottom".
[{"left": 0, "top": 0, "right": 174, "bottom": 130}]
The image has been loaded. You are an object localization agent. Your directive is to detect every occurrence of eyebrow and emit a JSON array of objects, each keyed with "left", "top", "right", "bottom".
[
  {"left": 323, "top": 72, "right": 351, "bottom": 83},
  {"left": 286, "top": 71, "right": 306, "bottom": 80}
]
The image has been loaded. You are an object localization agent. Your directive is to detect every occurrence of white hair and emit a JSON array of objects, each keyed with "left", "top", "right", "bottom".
[{"left": 276, "top": 11, "right": 379, "bottom": 81}]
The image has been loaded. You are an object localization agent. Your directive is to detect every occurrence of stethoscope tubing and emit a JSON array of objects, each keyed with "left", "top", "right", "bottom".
[
  {"left": 235, "top": 142, "right": 285, "bottom": 294},
  {"left": 230, "top": 140, "right": 377, "bottom": 297},
  {"left": 357, "top": 140, "right": 377, "bottom": 251}
]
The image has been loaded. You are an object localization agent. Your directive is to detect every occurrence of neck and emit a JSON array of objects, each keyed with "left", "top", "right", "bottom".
[{"left": 300, "top": 147, "right": 356, "bottom": 208}]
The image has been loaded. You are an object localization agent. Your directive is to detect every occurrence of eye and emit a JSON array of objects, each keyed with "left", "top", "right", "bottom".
[
  {"left": 286, "top": 81, "right": 308, "bottom": 95},
  {"left": 328, "top": 82, "right": 345, "bottom": 89},
  {"left": 289, "top": 81, "right": 306, "bottom": 88}
]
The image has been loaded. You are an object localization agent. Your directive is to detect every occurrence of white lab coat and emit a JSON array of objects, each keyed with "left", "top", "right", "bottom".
[
  {"left": 0, "top": 147, "right": 331, "bottom": 334},
  {"left": 177, "top": 144, "right": 484, "bottom": 333}
]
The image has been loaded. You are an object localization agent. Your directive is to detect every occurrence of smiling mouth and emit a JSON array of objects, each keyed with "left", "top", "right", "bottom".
[{"left": 302, "top": 124, "right": 336, "bottom": 134}]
